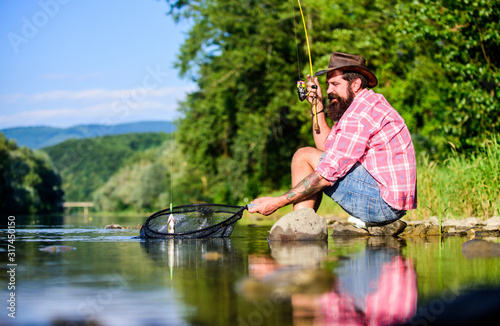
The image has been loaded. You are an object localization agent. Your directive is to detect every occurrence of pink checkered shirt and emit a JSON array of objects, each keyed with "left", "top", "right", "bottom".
[{"left": 315, "top": 88, "right": 417, "bottom": 210}]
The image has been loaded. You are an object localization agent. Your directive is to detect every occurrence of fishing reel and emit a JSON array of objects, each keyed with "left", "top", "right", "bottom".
[{"left": 296, "top": 80, "right": 317, "bottom": 102}]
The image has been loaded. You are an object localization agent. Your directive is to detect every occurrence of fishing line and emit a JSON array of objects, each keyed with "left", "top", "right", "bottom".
[
  {"left": 294, "top": 0, "right": 319, "bottom": 131},
  {"left": 297, "top": 0, "right": 314, "bottom": 79},
  {"left": 168, "top": 121, "right": 175, "bottom": 233},
  {"left": 170, "top": 122, "right": 173, "bottom": 206},
  {"left": 292, "top": 0, "right": 301, "bottom": 80}
]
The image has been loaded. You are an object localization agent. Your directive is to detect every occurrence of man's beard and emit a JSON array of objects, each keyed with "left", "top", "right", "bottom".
[{"left": 327, "top": 86, "right": 355, "bottom": 121}]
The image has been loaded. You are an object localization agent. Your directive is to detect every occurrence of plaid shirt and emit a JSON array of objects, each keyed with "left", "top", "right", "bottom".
[{"left": 315, "top": 88, "right": 417, "bottom": 210}]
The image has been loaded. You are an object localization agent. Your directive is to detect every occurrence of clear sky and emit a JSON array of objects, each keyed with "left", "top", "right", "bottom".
[{"left": 0, "top": 0, "right": 195, "bottom": 129}]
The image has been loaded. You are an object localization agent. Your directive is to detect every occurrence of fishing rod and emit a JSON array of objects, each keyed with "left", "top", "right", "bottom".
[{"left": 295, "top": 0, "right": 319, "bottom": 132}]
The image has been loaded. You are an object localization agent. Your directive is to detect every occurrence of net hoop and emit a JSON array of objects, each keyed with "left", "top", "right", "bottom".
[{"left": 140, "top": 204, "right": 248, "bottom": 239}]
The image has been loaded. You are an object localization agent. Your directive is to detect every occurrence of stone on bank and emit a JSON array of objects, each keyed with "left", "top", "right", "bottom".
[{"left": 268, "top": 208, "right": 328, "bottom": 241}]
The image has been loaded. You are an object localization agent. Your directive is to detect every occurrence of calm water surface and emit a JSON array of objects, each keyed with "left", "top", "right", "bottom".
[{"left": 1, "top": 214, "right": 499, "bottom": 325}]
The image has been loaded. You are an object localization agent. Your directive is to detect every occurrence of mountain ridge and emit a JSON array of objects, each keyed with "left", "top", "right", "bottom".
[{"left": 1, "top": 120, "right": 175, "bottom": 149}]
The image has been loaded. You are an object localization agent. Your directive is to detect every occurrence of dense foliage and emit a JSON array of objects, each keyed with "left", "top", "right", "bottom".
[
  {"left": 42, "top": 133, "right": 169, "bottom": 202},
  {"left": 93, "top": 139, "right": 208, "bottom": 212},
  {"left": 0, "top": 133, "right": 64, "bottom": 214},
  {"left": 392, "top": 0, "right": 500, "bottom": 152},
  {"left": 165, "top": 0, "right": 499, "bottom": 204},
  {"left": 168, "top": 0, "right": 307, "bottom": 204}
]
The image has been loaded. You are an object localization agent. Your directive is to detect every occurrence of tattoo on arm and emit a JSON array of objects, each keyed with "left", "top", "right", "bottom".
[{"left": 284, "top": 172, "right": 326, "bottom": 203}]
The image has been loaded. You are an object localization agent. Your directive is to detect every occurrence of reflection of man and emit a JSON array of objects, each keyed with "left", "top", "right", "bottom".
[
  {"left": 317, "top": 246, "right": 417, "bottom": 325},
  {"left": 249, "top": 52, "right": 417, "bottom": 235},
  {"left": 244, "top": 241, "right": 417, "bottom": 325}
]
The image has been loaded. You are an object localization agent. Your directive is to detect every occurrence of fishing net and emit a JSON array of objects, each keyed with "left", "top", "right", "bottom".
[{"left": 140, "top": 204, "right": 250, "bottom": 239}]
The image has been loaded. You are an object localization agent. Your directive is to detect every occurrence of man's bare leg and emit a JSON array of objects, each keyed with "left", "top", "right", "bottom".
[{"left": 291, "top": 147, "right": 325, "bottom": 211}]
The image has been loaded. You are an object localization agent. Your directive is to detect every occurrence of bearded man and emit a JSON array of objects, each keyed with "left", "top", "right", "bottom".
[{"left": 249, "top": 52, "right": 417, "bottom": 235}]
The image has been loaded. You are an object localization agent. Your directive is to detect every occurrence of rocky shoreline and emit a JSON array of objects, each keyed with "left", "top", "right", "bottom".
[
  {"left": 265, "top": 208, "right": 500, "bottom": 240},
  {"left": 327, "top": 215, "right": 500, "bottom": 238},
  {"left": 264, "top": 210, "right": 500, "bottom": 260}
]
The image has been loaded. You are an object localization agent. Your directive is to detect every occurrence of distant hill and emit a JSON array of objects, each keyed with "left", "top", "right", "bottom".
[
  {"left": 0, "top": 121, "right": 175, "bottom": 149},
  {"left": 42, "top": 132, "right": 170, "bottom": 201}
]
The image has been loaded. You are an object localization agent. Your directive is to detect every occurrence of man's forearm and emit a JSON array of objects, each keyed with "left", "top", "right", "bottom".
[
  {"left": 249, "top": 172, "right": 330, "bottom": 216},
  {"left": 282, "top": 172, "right": 330, "bottom": 204}
]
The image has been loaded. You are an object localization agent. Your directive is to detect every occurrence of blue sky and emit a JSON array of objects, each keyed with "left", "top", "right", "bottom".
[{"left": 0, "top": 0, "right": 195, "bottom": 129}]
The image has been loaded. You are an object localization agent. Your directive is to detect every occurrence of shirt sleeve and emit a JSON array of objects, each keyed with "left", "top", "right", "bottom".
[{"left": 315, "top": 114, "right": 371, "bottom": 185}]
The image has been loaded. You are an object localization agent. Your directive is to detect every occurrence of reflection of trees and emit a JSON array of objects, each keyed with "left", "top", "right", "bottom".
[
  {"left": 140, "top": 238, "right": 293, "bottom": 325},
  {"left": 140, "top": 238, "right": 240, "bottom": 269},
  {"left": 2, "top": 214, "right": 65, "bottom": 227}
]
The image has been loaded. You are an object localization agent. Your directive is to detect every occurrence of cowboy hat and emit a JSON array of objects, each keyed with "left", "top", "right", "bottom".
[{"left": 315, "top": 52, "right": 378, "bottom": 88}]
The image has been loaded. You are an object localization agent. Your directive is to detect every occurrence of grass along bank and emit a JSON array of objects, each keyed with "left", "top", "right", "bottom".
[{"left": 407, "top": 138, "right": 500, "bottom": 221}]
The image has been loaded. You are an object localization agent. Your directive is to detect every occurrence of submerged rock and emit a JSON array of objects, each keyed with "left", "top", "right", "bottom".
[
  {"left": 399, "top": 287, "right": 500, "bottom": 326},
  {"left": 39, "top": 245, "right": 76, "bottom": 253},
  {"left": 268, "top": 208, "right": 328, "bottom": 241},
  {"left": 462, "top": 239, "right": 500, "bottom": 259},
  {"left": 203, "top": 252, "right": 223, "bottom": 261},
  {"left": 104, "top": 223, "right": 125, "bottom": 229}
]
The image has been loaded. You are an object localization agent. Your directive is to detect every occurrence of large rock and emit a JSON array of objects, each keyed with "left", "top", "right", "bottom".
[
  {"left": 330, "top": 222, "right": 370, "bottom": 236},
  {"left": 268, "top": 208, "right": 328, "bottom": 241},
  {"left": 462, "top": 239, "right": 500, "bottom": 259}
]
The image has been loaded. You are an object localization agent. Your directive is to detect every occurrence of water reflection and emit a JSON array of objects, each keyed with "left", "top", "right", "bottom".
[
  {"left": 269, "top": 241, "right": 328, "bottom": 267},
  {"left": 4, "top": 214, "right": 499, "bottom": 326},
  {"left": 240, "top": 237, "right": 417, "bottom": 325},
  {"left": 139, "top": 236, "right": 293, "bottom": 326},
  {"left": 240, "top": 241, "right": 332, "bottom": 299},
  {"left": 140, "top": 237, "right": 239, "bottom": 268},
  {"left": 316, "top": 238, "right": 417, "bottom": 325}
]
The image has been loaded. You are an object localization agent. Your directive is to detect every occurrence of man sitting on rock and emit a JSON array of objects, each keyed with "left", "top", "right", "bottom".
[{"left": 249, "top": 52, "right": 417, "bottom": 236}]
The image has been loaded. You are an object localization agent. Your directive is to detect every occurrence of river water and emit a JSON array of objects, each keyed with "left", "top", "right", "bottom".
[{"left": 1, "top": 214, "right": 499, "bottom": 325}]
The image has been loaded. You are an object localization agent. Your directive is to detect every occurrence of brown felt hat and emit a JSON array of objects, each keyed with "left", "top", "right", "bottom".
[{"left": 314, "top": 52, "right": 378, "bottom": 88}]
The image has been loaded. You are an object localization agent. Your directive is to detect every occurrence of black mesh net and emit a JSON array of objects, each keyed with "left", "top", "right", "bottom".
[{"left": 140, "top": 204, "right": 248, "bottom": 239}]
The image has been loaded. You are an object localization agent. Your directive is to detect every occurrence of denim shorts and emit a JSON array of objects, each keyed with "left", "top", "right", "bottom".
[{"left": 322, "top": 161, "right": 406, "bottom": 225}]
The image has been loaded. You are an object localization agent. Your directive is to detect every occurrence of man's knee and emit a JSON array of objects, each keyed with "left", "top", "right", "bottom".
[
  {"left": 292, "top": 147, "right": 314, "bottom": 163},
  {"left": 292, "top": 147, "right": 323, "bottom": 166}
]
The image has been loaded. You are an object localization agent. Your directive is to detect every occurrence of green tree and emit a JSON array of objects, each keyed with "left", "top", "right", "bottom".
[
  {"left": 167, "top": 0, "right": 309, "bottom": 203},
  {"left": 392, "top": 0, "right": 500, "bottom": 151},
  {"left": 43, "top": 133, "right": 169, "bottom": 201},
  {"left": 308, "top": 0, "right": 456, "bottom": 156},
  {"left": 0, "top": 133, "right": 64, "bottom": 214},
  {"left": 93, "top": 139, "right": 208, "bottom": 212}
]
